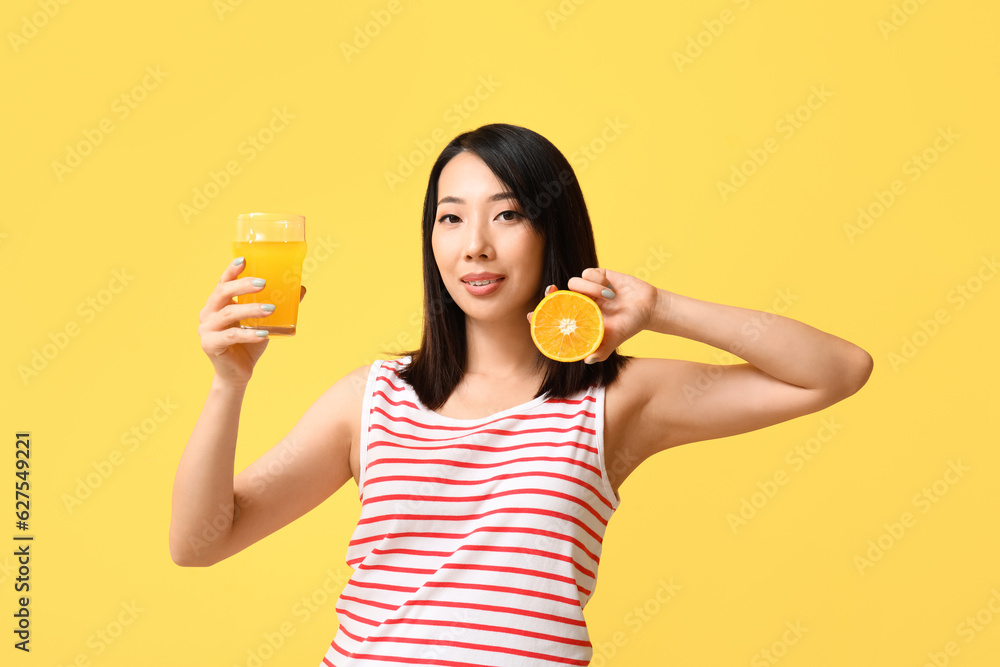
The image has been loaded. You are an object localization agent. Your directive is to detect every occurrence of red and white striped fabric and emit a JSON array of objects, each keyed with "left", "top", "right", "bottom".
[{"left": 320, "top": 357, "right": 621, "bottom": 667}]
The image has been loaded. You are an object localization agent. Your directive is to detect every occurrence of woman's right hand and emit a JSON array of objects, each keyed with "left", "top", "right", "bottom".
[{"left": 197, "top": 258, "right": 305, "bottom": 386}]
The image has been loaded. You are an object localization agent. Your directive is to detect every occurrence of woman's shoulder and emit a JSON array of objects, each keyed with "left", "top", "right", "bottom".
[
  {"left": 603, "top": 357, "right": 690, "bottom": 487},
  {"left": 605, "top": 356, "right": 689, "bottom": 406},
  {"left": 335, "top": 356, "right": 412, "bottom": 396},
  {"left": 608, "top": 355, "right": 654, "bottom": 381},
  {"left": 341, "top": 362, "right": 377, "bottom": 394}
]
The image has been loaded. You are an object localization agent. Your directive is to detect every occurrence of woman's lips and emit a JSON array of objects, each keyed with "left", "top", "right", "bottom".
[{"left": 461, "top": 275, "right": 505, "bottom": 296}]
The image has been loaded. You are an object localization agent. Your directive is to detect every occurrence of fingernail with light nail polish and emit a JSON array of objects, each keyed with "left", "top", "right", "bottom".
[{"left": 602, "top": 288, "right": 615, "bottom": 299}]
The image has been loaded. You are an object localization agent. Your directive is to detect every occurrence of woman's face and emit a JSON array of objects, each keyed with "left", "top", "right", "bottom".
[{"left": 432, "top": 151, "right": 545, "bottom": 324}]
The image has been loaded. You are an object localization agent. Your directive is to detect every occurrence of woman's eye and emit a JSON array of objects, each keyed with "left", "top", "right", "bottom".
[{"left": 438, "top": 212, "right": 522, "bottom": 223}]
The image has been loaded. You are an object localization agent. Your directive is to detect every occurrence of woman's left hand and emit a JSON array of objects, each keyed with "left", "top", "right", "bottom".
[{"left": 531, "top": 268, "right": 662, "bottom": 364}]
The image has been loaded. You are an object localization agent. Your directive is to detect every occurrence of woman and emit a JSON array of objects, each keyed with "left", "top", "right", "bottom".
[{"left": 170, "top": 123, "right": 873, "bottom": 666}]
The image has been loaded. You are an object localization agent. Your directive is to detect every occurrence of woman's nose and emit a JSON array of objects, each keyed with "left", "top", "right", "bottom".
[{"left": 463, "top": 219, "right": 493, "bottom": 259}]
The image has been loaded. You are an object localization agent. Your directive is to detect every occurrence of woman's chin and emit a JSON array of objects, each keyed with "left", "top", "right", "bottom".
[{"left": 459, "top": 301, "right": 530, "bottom": 327}]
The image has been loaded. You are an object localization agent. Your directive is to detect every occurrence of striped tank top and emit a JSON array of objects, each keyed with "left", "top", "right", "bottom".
[{"left": 320, "top": 357, "right": 621, "bottom": 667}]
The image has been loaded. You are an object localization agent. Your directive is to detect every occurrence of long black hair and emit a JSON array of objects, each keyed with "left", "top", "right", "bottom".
[{"left": 397, "top": 123, "right": 629, "bottom": 409}]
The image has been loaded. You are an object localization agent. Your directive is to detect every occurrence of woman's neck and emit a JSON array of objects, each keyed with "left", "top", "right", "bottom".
[{"left": 463, "top": 314, "right": 542, "bottom": 382}]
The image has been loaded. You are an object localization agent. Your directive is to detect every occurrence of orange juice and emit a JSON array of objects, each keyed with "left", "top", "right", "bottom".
[{"left": 232, "top": 241, "right": 308, "bottom": 335}]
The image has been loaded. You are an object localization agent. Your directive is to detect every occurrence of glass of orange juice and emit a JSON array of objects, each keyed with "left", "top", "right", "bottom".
[{"left": 233, "top": 212, "right": 308, "bottom": 336}]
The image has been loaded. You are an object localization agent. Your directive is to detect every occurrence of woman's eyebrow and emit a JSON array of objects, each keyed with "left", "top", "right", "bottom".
[{"left": 437, "top": 191, "right": 516, "bottom": 206}]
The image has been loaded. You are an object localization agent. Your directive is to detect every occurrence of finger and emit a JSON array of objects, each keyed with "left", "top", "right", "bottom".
[
  {"left": 544, "top": 284, "right": 557, "bottom": 296},
  {"left": 200, "top": 326, "right": 270, "bottom": 357},
  {"left": 583, "top": 344, "right": 612, "bottom": 365},
  {"left": 200, "top": 302, "right": 274, "bottom": 337},
  {"left": 221, "top": 256, "right": 248, "bottom": 283},
  {"left": 526, "top": 311, "right": 533, "bottom": 323},
  {"left": 583, "top": 332, "right": 616, "bottom": 365},
  {"left": 205, "top": 274, "right": 268, "bottom": 316},
  {"left": 567, "top": 275, "right": 615, "bottom": 301},
  {"left": 586, "top": 267, "right": 616, "bottom": 298},
  {"left": 581, "top": 267, "right": 608, "bottom": 285},
  {"left": 220, "top": 302, "right": 277, "bottom": 328},
  {"left": 299, "top": 285, "right": 307, "bottom": 302}
]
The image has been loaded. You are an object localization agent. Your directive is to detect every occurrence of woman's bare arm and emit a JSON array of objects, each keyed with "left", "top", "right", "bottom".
[
  {"left": 169, "top": 366, "right": 366, "bottom": 566},
  {"left": 606, "top": 288, "right": 872, "bottom": 490}
]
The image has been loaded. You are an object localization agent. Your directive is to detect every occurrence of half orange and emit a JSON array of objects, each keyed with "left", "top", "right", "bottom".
[{"left": 530, "top": 290, "right": 604, "bottom": 362}]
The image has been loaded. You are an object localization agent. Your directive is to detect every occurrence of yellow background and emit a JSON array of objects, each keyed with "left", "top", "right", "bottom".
[{"left": 3, "top": 0, "right": 999, "bottom": 665}]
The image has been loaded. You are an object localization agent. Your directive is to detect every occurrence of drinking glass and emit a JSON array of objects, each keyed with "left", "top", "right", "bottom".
[{"left": 232, "top": 212, "right": 307, "bottom": 336}]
